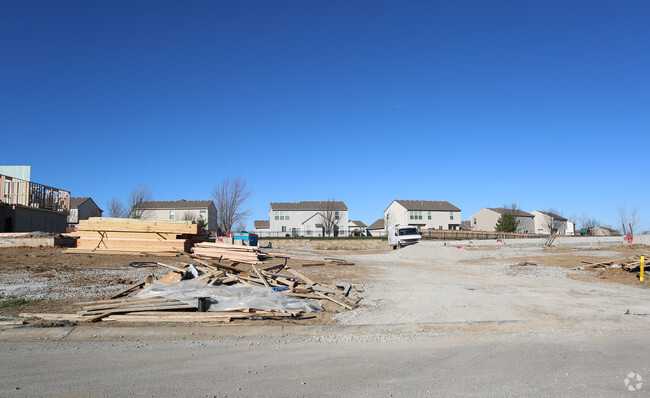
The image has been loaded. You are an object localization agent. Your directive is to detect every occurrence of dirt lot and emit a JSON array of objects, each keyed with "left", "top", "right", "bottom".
[{"left": 0, "top": 238, "right": 648, "bottom": 329}]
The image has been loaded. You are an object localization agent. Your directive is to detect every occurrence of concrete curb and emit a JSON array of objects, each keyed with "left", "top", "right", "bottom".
[{"left": 1, "top": 316, "right": 646, "bottom": 342}]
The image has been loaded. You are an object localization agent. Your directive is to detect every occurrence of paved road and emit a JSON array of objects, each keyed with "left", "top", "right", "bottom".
[{"left": 1, "top": 330, "right": 648, "bottom": 397}]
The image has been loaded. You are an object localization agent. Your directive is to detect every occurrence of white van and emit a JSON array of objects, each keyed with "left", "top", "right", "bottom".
[{"left": 388, "top": 226, "right": 421, "bottom": 249}]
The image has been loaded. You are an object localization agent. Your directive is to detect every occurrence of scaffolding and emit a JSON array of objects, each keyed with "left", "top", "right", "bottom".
[{"left": 0, "top": 173, "right": 70, "bottom": 213}]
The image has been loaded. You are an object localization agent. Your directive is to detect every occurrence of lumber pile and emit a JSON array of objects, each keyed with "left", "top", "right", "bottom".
[
  {"left": 191, "top": 241, "right": 354, "bottom": 266},
  {"left": 22, "top": 250, "right": 360, "bottom": 324},
  {"left": 65, "top": 217, "right": 200, "bottom": 255},
  {"left": 572, "top": 254, "right": 648, "bottom": 271}
]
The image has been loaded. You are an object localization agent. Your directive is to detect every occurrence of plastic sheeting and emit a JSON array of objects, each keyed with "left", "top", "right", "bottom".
[{"left": 135, "top": 279, "right": 322, "bottom": 313}]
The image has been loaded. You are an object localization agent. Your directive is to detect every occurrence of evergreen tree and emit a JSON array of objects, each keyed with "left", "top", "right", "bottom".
[{"left": 495, "top": 213, "right": 518, "bottom": 232}]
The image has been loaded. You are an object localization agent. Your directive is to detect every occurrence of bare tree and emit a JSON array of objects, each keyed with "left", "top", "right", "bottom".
[
  {"left": 181, "top": 211, "right": 197, "bottom": 222},
  {"left": 106, "top": 198, "right": 126, "bottom": 218},
  {"left": 318, "top": 198, "right": 343, "bottom": 237},
  {"left": 579, "top": 214, "right": 600, "bottom": 230},
  {"left": 234, "top": 220, "right": 247, "bottom": 232},
  {"left": 618, "top": 204, "right": 640, "bottom": 235},
  {"left": 212, "top": 177, "right": 250, "bottom": 234},
  {"left": 384, "top": 211, "right": 394, "bottom": 231},
  {"left": 127, "top": 184, "right": 153, "bottom": 219}
]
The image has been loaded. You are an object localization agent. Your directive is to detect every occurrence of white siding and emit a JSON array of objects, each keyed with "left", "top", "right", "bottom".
[
  {"left": 384, "top": 201, "right": 462, "bottom": 231},
  {"left": 268, "top": 206, "right": 349, "bottom": 237}
]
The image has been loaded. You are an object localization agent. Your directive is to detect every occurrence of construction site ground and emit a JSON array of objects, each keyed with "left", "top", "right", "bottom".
[
  {"left": 2, "top": 237, "right": 650, "bottom": 396},
  {"left": 1, "top": 236, "right": 648, "bottom": 331}
]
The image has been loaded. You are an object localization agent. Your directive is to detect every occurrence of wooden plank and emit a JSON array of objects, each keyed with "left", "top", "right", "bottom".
[
  {"left": 156, "top": 262, "right": 187, "bottom": 273},
  {"left": 104, "top": 315, "right": 232, "bottom": 323},
  {"left": 62, "top": 249, "right": 179, "bottom": 256},
  {"left": 67, "top": 231, "right": 179, "bottom": 240},
  {"left": 109, "top": 281, "right": 146, "bottom": 299},
  {"left": 314, "top": 292, "right": 353, "bottom": 310},
  {"left": 78, "top": 218, "right": 199, "bottom": 234},
  {"left": 251, "top": 264, "right": 271, "bottom": 288},
  {"left": 19, "top": 313, "right": 87, "bottom": 322},
  {"left": 175, "top": 249, "right": 242, "bottom": 272},
  {"left": 286, "top": 268, "right": 316, "bottom": 286}
]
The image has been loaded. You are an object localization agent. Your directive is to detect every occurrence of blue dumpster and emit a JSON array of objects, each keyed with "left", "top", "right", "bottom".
[{"left": 232, "top": 232, "right": 258, "bottom": 246}]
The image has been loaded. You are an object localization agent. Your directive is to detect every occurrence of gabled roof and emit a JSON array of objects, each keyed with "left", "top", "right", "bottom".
[
  {"left": 141, "top": 200, "right": 213, "bottom": 209},
  {"left": 270, "top": 201, "right": 348, "bottom": 211},
  {"left": 392, "top": 200, "right": 460, "bottom": 212},
  {"left": 70, "top": 197, "right": 103, "bottom": 212},
  {"left": 488, "top": 208, "right": 534, "bottom": 217},
  {"left": 349, "top": 220, "right": 367, "bottom": 227},
  {"left": 367, "top": 218, "right": 385, "bottom": 230},
  {"left": 460, "top": 220, "right": 472, "bottom": 230},
  {"left": 535, "top": 210, "right": 568, "bottom": 221},
  {"left": 254, "top": 220, "right": 270, "bottom": 229}
]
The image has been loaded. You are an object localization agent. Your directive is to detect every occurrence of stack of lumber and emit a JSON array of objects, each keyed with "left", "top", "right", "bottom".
[
  {"left": 572, "top": 254, "right": 648, "bottom": 271},
  {"left": 191, "top": 241, "right": 353, "bottom": 266},
  {"left": 23, "top": 250, "right": 360, "bottom": 324},
  {"left": 66, "top": 217, "right": 199, "bottom": 255}
]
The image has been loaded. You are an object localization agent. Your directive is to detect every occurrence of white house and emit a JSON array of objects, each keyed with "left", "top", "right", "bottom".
[
  {"left": 471, "top": 208, "right": 535, "bottom": 233},
  {"left": 531, "top": 210, "right": 569, "bottom": 235},
  {"left": 348, "top": 220, "right": 367, "bottom": 236},
  {"left": 566, "top": 220, "right": 575, "bottom": 236},
  {"left": 384, "top": 200, "right": 461, "bottom": 231},
  {"left": 141, "top": 200, "right": 217, "bottom": 231},
  {"left": 366, "top": 218, "right": 386, "bottom": 236},
  {"left": 258, "top": 201, "right": 349, "bottom": 237},
  {"left": 67, "top": 197, "right": 103, "bottom": 227},
  {"left": 254, "top": 220, "right": 270, "bottom": 236}
]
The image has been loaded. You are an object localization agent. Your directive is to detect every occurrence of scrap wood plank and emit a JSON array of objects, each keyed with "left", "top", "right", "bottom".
[
  {"left": 63, "top": 249, "right": 179, "bottom": 256},
  {"left": 126, "top": 311, "right": 298, "bottom": 318},
  {"left": 104, "top": 315, "right": 232, "bottom": 323},
  {"left": 286, "top": 268, "right": 316, "bottom": 286},
  {"left": 156, "top": 262, "right": 187, "bottom": 273},
  {"left": 108, "top": 281, "right": 146, "bottom": 299},
  {"left": 19, "top": 313, "right": 87, "bottom": 322},
  {"left": 80, "top": 301, "right": 194, "bottom": 313},
  {"left": 251, "top": 264, "right": 271, "bottom": 288},
  {"left": 74, "top": 296, "right": 170, "bottom": 307},
  {"left": 314, "top": 292, "right": 353, "bottom": 310},
  {"left": 78, "top": 217, "right": 199, "bottom": 234},
  {"left": 83, "top": 303, "right": 196, "bottom": 323},
  {"left": 573, "top": 256, "right": 635, "bottom": 270},
  {"left": 174, "top": 249, "right": 241, "bottom": 272}
]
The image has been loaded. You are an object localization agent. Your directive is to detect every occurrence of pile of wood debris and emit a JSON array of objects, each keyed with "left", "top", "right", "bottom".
[
  {"left": 572, "top": 255, "right": 647, "bottom": 272},
  {"left": 23, "top": 242, "right": 360, "bottom": 324}
]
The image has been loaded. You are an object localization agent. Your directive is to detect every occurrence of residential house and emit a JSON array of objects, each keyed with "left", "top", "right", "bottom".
[
  {"left": 263, "top": 201, "right": 349, "bottom": 237},
  {"left": 348, "top": 220, "right": 367, "bottom": 236},
  {"left": 0, "top": 168, "right": 70, "bottom": 233},
  {"left": 384, "top": 200, "right": 461, "bottom": 231},
  {"left": 471, "top": 208, "right": 535, "bottom": 233},
  {"left": 67, "top": 197, "right": 103, "bottom": 227},
  {"left": 460, "top": 220, "right": 472, "bottom": 231},
  {"left": 140, "top": 200, "right": 217, "bottom": 231},
  {"left": 589, "top": 226, "right": 620, "bottom": 236},
  {"left": 366, "top": 218, "right": 386, "bottom": 236},
  {"left": 566, "top": 220, "right": 575, "bottom": 236},
  {"left": 254, "top": 220, "right": 270, "bottom": 236},
  {"left": 531, "top": 210, "right": 568, "bottom": 235}
]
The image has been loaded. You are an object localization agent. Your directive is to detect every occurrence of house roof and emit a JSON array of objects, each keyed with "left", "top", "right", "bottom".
[
  {"left": 349, "top": 220, "right": 367, "bottom": 227},
  {"left": 270, "top": 201, "right": 348, "bottom": 211},
  {"left": 367, "top": 218, "right": 385, "bottom": 230},
  {"left": 460, "top": 220, "right": 472, "bottom": 230},
  {"left": 141, "top": 200, "right": 213, "bottom": 209},
  {"left": 535, "top": 210, "right": 568, "bottom": 221},
  {"left": 70, "top": 197, "right": 103, "bottom": 212},
  {"left": 488, "top": 208, "right": 534, "bottom": 217},
  {"left": 393, "top": 200, "right": 460, "bottom": 212},
  {"left": 254, "top": 220, "right": 270, "bottom": 229}
]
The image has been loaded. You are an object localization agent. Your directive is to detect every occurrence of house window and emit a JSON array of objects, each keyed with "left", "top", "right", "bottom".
[
  {"left": 200, "top": 209, "right": 206, "bottom": 214},
  {"left": 450, "top": 212, "right": 454, "bottom": 220},
  {"left": 335, "top": 211, "right": 340, "bottom": 221},
  {"left": 281, "top": 226, "right": 286, "bottom": 232},
  {"left": 306, "top": 225, "right": 312, "bottom": 236},
  {"left": 428, "top": 211, "right": 431, "bottom": 220},
  {"left": 275, "top": 211, "right": 290, "bottom": 220},
  {"left": 169, "top": 210, "right": 175, "bottom": 220},
  {"left": 409, "top": 211, "right": 422, "bottom": 220},
  {"left": 473, "top": 218, "right": 477, "bottom": 225}
]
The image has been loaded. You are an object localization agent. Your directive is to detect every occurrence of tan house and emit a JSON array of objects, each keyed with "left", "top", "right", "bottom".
[
  {"left": 471, "top": 208, "right": 535, "bottom": 233},
  {"left": 141, "top": 200, "right": 217, "bottom": 230},
  {"left": 384, "top": 200, "right": 461, "bottom": 231},
  {"left": 366, "top": 218, "right": 386, "bottom": 236}
]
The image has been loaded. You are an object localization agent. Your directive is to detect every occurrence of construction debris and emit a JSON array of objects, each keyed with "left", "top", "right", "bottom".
[
  {"left": 572, "top": 255, "right": 648, "bottom": 272},
  {"left": 22, "top": 241, "right": 360, "bottom": 324}
]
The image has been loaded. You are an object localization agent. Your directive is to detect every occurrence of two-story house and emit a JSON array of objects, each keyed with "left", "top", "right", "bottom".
[
  {"left": 384, "top": 200, "right": 462, "bottom": 231},
  {"left": 67, "top": 197, "right": 103, "bottom": 228},
  {"left": 256, "top": 201, "right": 349, "bottom": 237},
  {"left": 531, "top": 210, "right": 569, "bottom": 235},
  {"left": 471, "top": 208, "right": 535, "bottom": 233},
  {"left": 140, "top": 200, "right": 217, "bottom": 231}
]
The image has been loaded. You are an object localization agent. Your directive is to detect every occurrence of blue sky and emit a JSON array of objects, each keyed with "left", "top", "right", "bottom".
[{"left": 2, "top": 1, "right": 649, "bottom": 231}]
